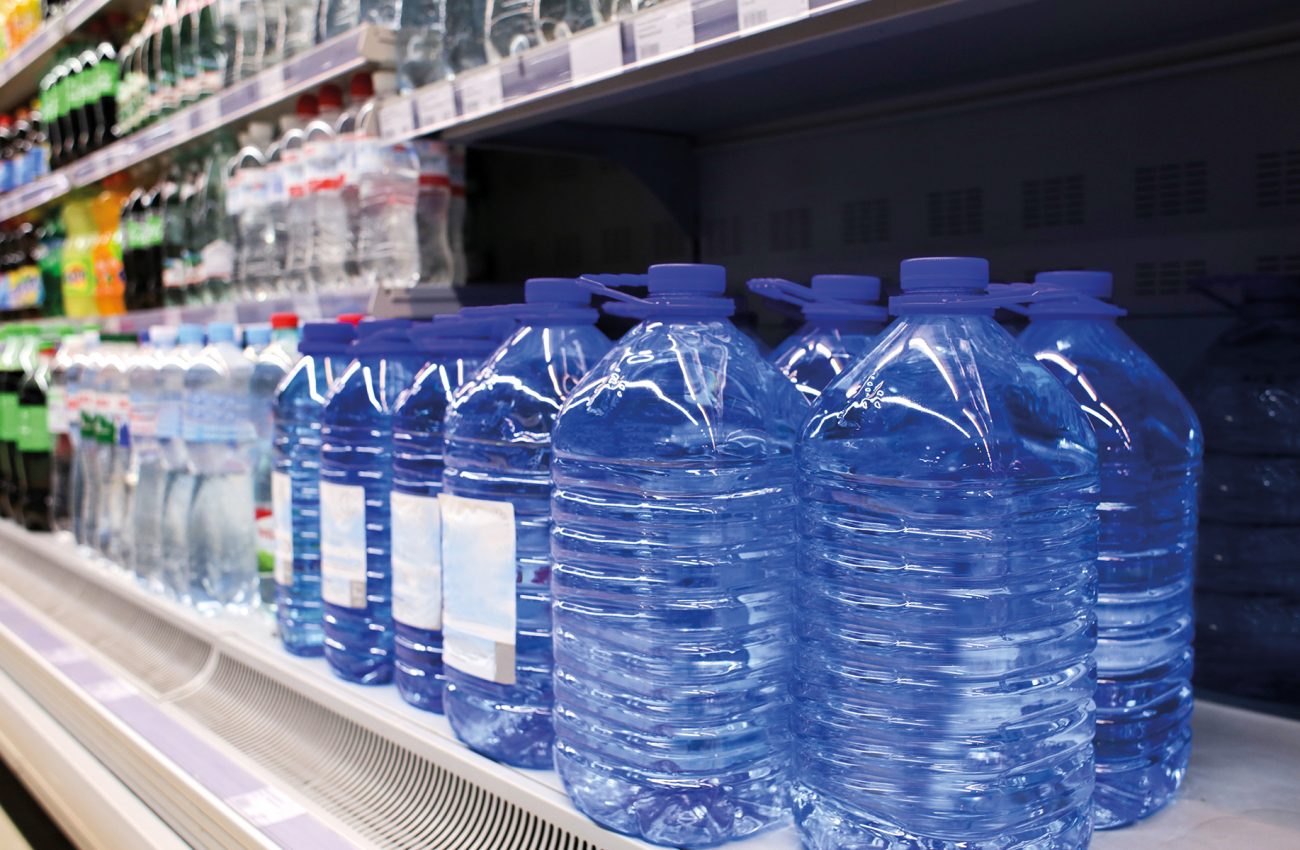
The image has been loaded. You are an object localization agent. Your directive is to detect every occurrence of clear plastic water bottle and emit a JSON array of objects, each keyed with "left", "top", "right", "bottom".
[
  {"left": 128, "top": 325, "right": 177, "bottom": 589},
  {"left": 69, "top": 330, "right": 102, "bottom": 545},
  {"left": 160, "top": 324, "right": 205, "bottom": 600},
  {"left": 550, "top": 264, "right": 804, "bottom": 846},
  {"left": 390, "top": 315, "right": 513, "bottom": 712},
  {"left": 275, "top": 95, "right": 318, "bottom": 297},
  {"left": 228, "top": 121, "right": 274, "bottom": 299},
  {"left": 448, "top": 146, "right": 467, "bottom": 284},
  {"left": 94, "top": 334, "right": 136, "bottom": 566},
  {"left": 251, "top": 313, "right": 299, "bottom": 605},
  {"left": 440, "top": 279, "right": 611, "bottom": 768},
  {"left": 794, "top": 258, "right": 1099, "bottom": 850},
  {"left": 413, "top": 140, "right": 455, "bottom": 287},
  {"left": 751, "top": 274, "right": 887, "bottom": 402},
  {"left": 1017, "top": 271, "right": 1200, "bottom": 827},
  {"left": 282, "top": 0, "right": 318, "bottom": 57},
  {"left": 356, "top": 138, "right": 420, "bottom": 290},
  {"left": 396, "top": 0, "right": 450, "bottom": 92},
  {"left": 48, "top": 328, "right": 85, "bottom": 535},
  {"left": 320, "top": 0, "right": 359, "bottom": 40},
  {"left": 1188, "top": 276, "right": 1300, "bottom": 705},
  {"left": 304, "top": 88, "right": 350, "bottom": 291},
  {"left": 319, "top": 319, "right": 426, "bottom": 683},
  {"left": 274, "top": 320, "right": 356, "bottom": 656},
  {"left": 183, "top": 321, "right": 258, "bottom": 614}
]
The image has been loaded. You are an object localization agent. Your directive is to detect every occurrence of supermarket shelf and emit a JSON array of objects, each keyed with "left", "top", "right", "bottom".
[
  {"left": 96, "top": 286, "right": 376, "bottom": 332},
  {"left": 0, "top": 521, "right": 1298, "bottom": 849},
  {"left": 0, "top": 24, "right": 395, "bottom": 224},
  {"left": 378, "top": 0, "right": 1300, "bottom": 145},
  {"left": 0, "top": 0, "right": 142, "bottom": 114}
]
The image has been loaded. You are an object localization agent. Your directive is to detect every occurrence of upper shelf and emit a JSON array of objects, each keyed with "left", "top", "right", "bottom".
[
  {"left": 376, "top": 0, "right": 1300, "bottom": 147},
  {"left": 0, "top": 23, "right": 395, "bottom": 223}
]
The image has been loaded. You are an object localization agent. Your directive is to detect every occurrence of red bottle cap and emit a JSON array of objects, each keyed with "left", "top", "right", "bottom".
[
  {"left": 317, "top": 84, "right": 343, "bottom": 112},
  {"left": 295, "top": 94, "right": 319, "bottom": 117},
  {"left": 336, "top": 313, "right": 365, "bottom": 326},
  {"left": 349, "top": 72, "right": 374, "bottom": 101},
  {"left": 270, "top": 312, "right": 298, "bottom": 329}
]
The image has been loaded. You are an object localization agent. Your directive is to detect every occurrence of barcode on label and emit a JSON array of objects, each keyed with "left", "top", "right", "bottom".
[
  {"left": 634, "top": 2, "right": 695, "bottom": 62},
  {"left": 737, "top": 0, "right": 809, "bottom": 31}
]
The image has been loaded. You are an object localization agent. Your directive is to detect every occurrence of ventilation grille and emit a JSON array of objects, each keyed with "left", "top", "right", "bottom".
[
  {"left": 1257, "top": 254, "right": 1300, "bottom": 275},
  {"left": 927, "top": 188, "right": 983, "bottom": 237},
  {"left": 769, "top": 207, "right": 811, "bottom": 252},
  {"left": 1135, "top": 259, "right": 1207, "bottom": 297},
  {"left": 1022, "top": 175, "right": 1084, "bottom": 229},
  {"left": 1257, "top": 149, "right": 1300, "bottom": 208},
  {"left": 1134, "top": 161, "right": 1207, "bottom": 218},
  {"left": 0, "top": 551, "right": 211, "bottom": 696},
  {"left": 174, "top": 656, "right": 598, "bottom": 850},
  {"left": 701, "top": 216, "right": 743, "bottom": 256},
  {"left": 841, "top": 198, "right": 890, "bottom": 244}
]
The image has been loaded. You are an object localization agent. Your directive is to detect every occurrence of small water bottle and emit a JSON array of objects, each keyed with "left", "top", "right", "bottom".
[
  {"left": 550, "top": 264, "right": 806, "bottom": 847},
  {"left": 319, "top": 319, "right": 427, "bottom": 684},
  {"left": 159, "top": 324, "right": 205, "bottom": 601},
  {"left": 390, "top": 314, "right": 514, "bottom": 713},
  {"left": 182, "top": 321, "right": 258, "bottom": 614},
  {"left": 440, "top": 279, "right": 611, "bottom": 768},
  {"left": 1017, "top": 270, "right": 1200, "bottom": 828},
  {"left": 793, "top": 258, "right": 1100, "bottom": 850},
  {"left": 274, "top": 320, "right": 356, "bottom": 656},
  {"left": 751, "top": 274, "right": 887, "bottom": 402},
  {"left": 128, "top": 325, "right": 176, "bottom": 589}
]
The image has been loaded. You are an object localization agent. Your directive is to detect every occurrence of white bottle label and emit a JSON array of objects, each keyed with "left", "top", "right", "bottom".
[
  {"left": 47, "top": 385, "right": 68, "bottom": 434},
  {"left": 391, "top": 491, "right": 442, "bottom": 631},
  {"left": 272, "top": 471, "right": 294, "bottom": 586},
  {"left": 439, "top": 493, "right": 516, "bottom": 684},
  {"left": 320, "top": 481, "right": 368, "bottom": 608}
]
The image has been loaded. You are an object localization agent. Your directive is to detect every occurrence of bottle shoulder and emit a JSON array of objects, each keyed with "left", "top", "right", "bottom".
[
  {"left": 804, "top": 315, "right": 1098, "bottom": 480},
  {"left": 553, "top": 319, "right": 807, "bottom": 462}
]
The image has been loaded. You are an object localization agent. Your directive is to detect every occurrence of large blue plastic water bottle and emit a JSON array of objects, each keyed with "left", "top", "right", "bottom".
[
  {"left": 1019, "top": 270, "right": 1201, "bottom": 827},
  {"left": 273, "top": 321, "right": 356, "bottom": 657},
  {"left": 440, "top": 279, "right": 611, "bottom": 768},
  {"left": 320, "top": 319, "right": 426, "bottom": 683},
  {"left": 794, "top": 258, "right": 1100, "bottom": 850},
  {"left": 390, "top": 315, "right": 513, "bottom": 713},
  {"left": 550, "top": 264, "right": 806, "bottom": 848},
  {"left": 755, "top": 274, "right": 887, "bottom": 402}
]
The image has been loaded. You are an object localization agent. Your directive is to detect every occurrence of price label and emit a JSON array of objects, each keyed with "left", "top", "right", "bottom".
[
  {"left": 416, "top": 81, "right": 458, "bottom": 129},
  {"left": 634, "top": 1, "right": 695, "bottom": 62},
  {"left": 380, "top": 97, "right": 416, "bottom": 138},
  {"left": 457, "top": 65, "right": 504, "bottom": 117},
  {"left": 568, "top": 23, "right": 624, "bottom": 83},
  {"left": 737, "top": 0, "right": 808, "bottom": 31},
  {"left": 191, "top": 95, "right": 222, "bottom": 131},
  {"left": 260, "top": 63, "right": 286, "bottom": 100}
]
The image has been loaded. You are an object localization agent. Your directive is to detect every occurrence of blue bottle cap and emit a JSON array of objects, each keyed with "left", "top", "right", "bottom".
[
  {"left": 243, "top": 323, "right": 272, "bottom": 347},
  {"left": 1034, "top": 271, "right": 1112, "bottom": 300},
  {"left": 647, "top": 263, "right": 726, "bottom": 295},
  {"left": 177, "top": 323, "right": 204, "bottom": 345},
  {"left": 206, "top": 321, "right": 236, "bottom": 343},
  {"left": 525, "top": 278, "right": 592, "bottom": 305},
  {"left": 299, "top": 322, "right": 356, "bottom": 356},
  {"left": 410, "top": 315, "right": 515, "bottom": 355},
  {"left": 899, "top": 257, "right": 989, "bottom": 291},
  {"left": 810, "top": 275, "right": 881, "bottom": 303}
]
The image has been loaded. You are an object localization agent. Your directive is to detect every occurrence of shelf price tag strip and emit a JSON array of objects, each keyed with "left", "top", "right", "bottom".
[{"left": 0, "top": 595, "right": 361, "bottom": 850}]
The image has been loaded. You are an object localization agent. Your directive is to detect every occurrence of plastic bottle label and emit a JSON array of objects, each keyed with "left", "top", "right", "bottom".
[
  {"left": 0, "top": 392, "right": 18, "bottom": 441},
  {"left": 439, "top": 493, "right": 516, "bottom": 685},
  {"left": 255, "top": 505, "right": 275, "bottom": 575},
  {"left": 320, "top": 481, "right": 367, "bottom": 609},
  {"left": 181, "top": 392, "right": 254, "bottom": 442},
  {"left": 16, "top": 404, "right": 50, "bottom": 452},
  {"left": 272, "top": 471, "right": 293, "bottom": 586},
  {"left": 47, "top": 385, "right": 68, "bottom": 435},
  {"left": 391, "top": 491, "right": 442, "bottom": 631},
  {"left": 128, "top": 396, "right": 158, "bottom": 438}
]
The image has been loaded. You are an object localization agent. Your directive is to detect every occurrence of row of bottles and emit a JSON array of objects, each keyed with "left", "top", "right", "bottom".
[
  {"left": 18, "top": 262, "right": 1296, "bottom": 849},
  {"left": 38, "top": 16, "right": 124, "bottom": 169},
  {"left": 0, "top": 108, "right": 48, "bottom": 193}
]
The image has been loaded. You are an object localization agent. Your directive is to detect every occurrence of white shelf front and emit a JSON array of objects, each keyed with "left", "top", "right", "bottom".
[{"left": 0, "top": 521, "right": 1297, "bottom": 849}]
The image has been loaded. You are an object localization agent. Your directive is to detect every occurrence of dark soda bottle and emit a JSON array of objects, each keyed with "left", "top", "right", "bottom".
[{"left": 16, "top": 340, "right": 56, "bottom": 531}]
